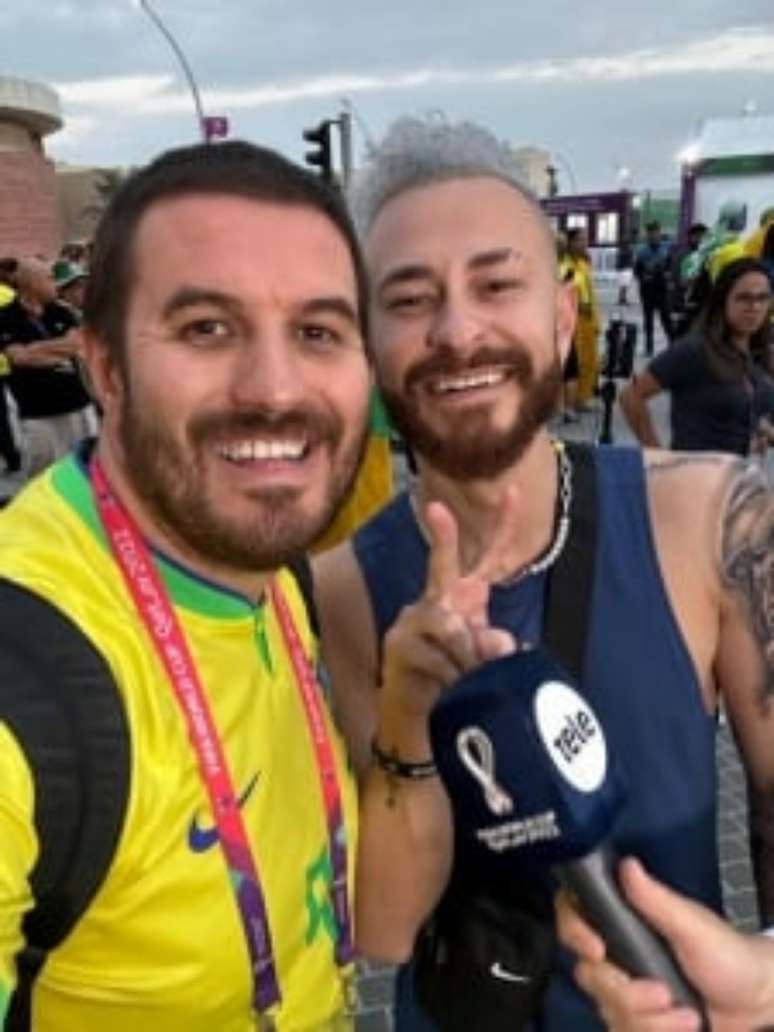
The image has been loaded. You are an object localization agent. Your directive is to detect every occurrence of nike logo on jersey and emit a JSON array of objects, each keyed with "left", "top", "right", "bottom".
[
  {"left": 187, "top": 773, "right": 260, "bottom": 853},
  {"left": 490, "top": 961, "right": 531, "bottom": 984}
]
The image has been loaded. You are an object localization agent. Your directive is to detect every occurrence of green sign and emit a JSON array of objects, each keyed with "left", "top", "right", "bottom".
[{"left": 699, "top": 154, "right": 774, "bottom": 176}]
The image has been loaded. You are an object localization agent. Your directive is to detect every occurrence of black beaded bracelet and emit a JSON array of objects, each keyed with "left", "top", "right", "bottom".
[{"left": 370, "top": 738, "right": 438, "bottom": 780}]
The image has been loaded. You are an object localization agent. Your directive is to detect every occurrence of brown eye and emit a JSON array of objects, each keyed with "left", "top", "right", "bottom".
[
  {"left": 180, "top": 318, "right": 232, "bottom": 344},
  {"left": 297, "top": 323, "right": 340, "bottom": 347}
]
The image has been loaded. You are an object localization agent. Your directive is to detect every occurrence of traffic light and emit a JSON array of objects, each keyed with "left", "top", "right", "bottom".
[{"left": 303, "top": 120, "right": 334, "bottom": 182}]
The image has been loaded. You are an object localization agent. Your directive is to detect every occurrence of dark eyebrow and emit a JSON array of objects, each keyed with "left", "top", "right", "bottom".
[
  {"left": 378, "top": 248, "right": 523, "bottom": 293},
  {"left": 468, "top": 247, "right": 522, "bottom": 271},
  {"left": 298, "top": 296, "right": 359, "bottom": 328},
  {"left": 378, "top": 264, "right": 435, "bottom": 293},
  {"left": 162, "top": 286, "right": 241, "bottom": 320}
]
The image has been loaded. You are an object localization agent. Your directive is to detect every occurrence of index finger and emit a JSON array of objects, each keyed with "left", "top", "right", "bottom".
[{"left": 423, "top": 500, "right": 461, "bottom": 605}]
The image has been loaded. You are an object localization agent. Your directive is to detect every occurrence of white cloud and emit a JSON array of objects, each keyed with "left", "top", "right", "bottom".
[
  {"left": 48, "top": 114, "right": 99, "bottom": 154},
  {"left": 54, "top": 73, "right": 174, "bottom": 108},
  {"left": 48, "top": 24, "right": 774, "bottom": 131}
]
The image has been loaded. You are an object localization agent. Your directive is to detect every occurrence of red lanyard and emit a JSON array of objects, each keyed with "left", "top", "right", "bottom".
[{"left": 90, "top": 458, "right": 354, "bottom": 1020}]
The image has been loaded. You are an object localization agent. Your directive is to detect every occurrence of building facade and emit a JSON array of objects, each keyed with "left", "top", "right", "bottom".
[{"left": 0, "top": 76, "right": 63, "bottom": 258}]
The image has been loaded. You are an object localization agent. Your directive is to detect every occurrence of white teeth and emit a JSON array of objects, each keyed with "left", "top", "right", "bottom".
[
  {"left": 434, "top": 370, "right": 505, "bottom": 393},
  {"left": 216, "top": 439, "right": 306, "bottom": 462}
]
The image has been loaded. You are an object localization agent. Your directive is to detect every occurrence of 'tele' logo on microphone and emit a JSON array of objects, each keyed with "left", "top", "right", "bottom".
[
  {"left": 534, "top": 682, "right": 607, "bottom": 794},
  {"left": 456, "top": 727, "right": 514, "bottom": 816}
]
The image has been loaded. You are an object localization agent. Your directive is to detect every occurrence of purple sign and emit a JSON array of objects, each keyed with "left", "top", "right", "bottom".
[{"left": 203, "top": 115, "right": 229, "bottom": 141}]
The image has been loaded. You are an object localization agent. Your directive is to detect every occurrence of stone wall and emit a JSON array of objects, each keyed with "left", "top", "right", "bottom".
[{"left": 0, "top": 147, "right": 61, "bottom": 259}]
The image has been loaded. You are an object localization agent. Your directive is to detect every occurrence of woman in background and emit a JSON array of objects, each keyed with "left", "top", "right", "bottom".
[{"left": 621, "top": 257, "right": 774, "bottom": 457}]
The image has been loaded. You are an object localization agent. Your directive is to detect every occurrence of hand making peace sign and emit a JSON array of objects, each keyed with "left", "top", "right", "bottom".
[{"left": 380, "top": 489, "right": 519, "bottom": 722}]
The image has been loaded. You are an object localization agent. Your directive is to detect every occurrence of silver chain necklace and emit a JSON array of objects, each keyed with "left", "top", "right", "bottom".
[{"left": 409, "top": 440, "right": 573, "bottom": 587}]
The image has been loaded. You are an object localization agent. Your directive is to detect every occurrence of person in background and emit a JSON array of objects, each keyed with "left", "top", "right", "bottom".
[
  {"left": 633, "top": 220, "right": 674, "bottom": 356},
  {"left": 0, "top": 257, "right": 96, "bottom": 474},
  {"left": 0, "top": 259, "right": 21, "bottom": 475},
  {"left": 620, "top": 257, "right": 774, "bottom": 457},
  {"left": 565, "top": 227, "right": 600, "bottom": 412},
  {"left": 672, "top": 222, "right": 708, "bottom": 337},
  {"left": 685, "top": 202, "right": 749, "bottom": 313},
  {"left": 53, "top": 261, "right": 88, "bottom": 317},
  {"left": 744, "top": 206, "right": 774, "bottom": 259},
  {"left": 556, "top": 232, "right": 580, "bottom": 422},
  {"left": 556, "top": 858, "right": 774, "bottom": 1032},
  {"left": 760, "top": 221, "right": 774, "bottom": 288}
]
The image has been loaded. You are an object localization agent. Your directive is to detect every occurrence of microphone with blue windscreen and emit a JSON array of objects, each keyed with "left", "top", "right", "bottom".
[{"left": 429, "top": 647, "right": 708, "bottom": 1026}]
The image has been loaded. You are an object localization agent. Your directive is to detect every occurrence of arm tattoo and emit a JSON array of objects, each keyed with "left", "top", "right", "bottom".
[
  {"left": 648, "top": 454, "right": 731, "bottom": 475},
  {"left": 720, "top": 462, "right": 774, "bottom": 703}
]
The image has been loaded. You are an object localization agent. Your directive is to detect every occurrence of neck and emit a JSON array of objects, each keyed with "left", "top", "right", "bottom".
[
  {"left": 412, "top": 431, "right": 561, "bottom": 577},
  {"left": 730, "top": 333, "right": 750, "bottom": 353},
  {"left": 94, "top": 438, "right": 270, "bottom": 605}
]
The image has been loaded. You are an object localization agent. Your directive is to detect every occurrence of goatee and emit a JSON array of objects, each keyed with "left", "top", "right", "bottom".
[{"left": 380, "top": 342, "right": 563, "bottom": 480}]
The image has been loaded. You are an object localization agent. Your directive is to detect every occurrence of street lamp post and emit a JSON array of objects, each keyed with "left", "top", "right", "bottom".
[
  {"left": 133, "top": 0, "right": 207, "bottom": 142},
  {"left": 551, "top": 152, "right": 578, "bottom": 195}
]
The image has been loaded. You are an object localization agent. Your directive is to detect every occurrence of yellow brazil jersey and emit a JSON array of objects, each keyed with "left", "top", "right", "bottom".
[{"left": 0, "top": 453, "right": 358, "bottom": 1032}]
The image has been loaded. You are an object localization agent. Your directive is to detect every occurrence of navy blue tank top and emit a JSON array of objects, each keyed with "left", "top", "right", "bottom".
[{"left": 353, "top": 446, "right": 721, "bottom": 1031}]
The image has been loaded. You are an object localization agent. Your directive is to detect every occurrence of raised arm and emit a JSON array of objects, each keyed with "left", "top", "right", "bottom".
[{"left": 318, "top": 497, "right": 517, "bottom": 962}]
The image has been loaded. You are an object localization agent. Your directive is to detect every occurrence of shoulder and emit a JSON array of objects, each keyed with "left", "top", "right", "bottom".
[
  {"left": 644, "top": 448, "right": 739, "bottom": 509},
  {"left": 649, "top": 335, "right": 703, "bottom": 378},
  {"left": 644, "top": 451, "right": 764, "bottom": 579}
]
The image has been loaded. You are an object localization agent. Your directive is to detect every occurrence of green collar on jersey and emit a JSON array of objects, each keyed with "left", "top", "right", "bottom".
[{"left": 51, "top": 452, "right": 259, "bottom": 621}]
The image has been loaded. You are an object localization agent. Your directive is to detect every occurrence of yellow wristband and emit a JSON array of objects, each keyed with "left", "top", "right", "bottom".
[{"left": 0, "top": 354, "right": 10, "bottom": 377}]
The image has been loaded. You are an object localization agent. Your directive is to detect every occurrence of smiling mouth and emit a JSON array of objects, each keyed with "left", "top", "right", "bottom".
[
  {"left": 214, "top": 437, "right": 310, "bottom": 464},
  {"left": 427, "top": 368, "right": 509, "bottom": 395}
]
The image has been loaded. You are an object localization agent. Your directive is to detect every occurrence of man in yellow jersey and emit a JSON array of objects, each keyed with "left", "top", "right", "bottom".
[
  {"left": 0, "top": 141, "right": 372, "bottom": 1031},
  {"left": 565, "top": 227, "right": 600, "bottom": 409}
]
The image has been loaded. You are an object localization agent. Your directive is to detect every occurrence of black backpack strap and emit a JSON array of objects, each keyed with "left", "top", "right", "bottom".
[
  {"left": 288, "top": 555, "right": 319, "bottom": 637},
  {"left": 542, "top": 442, "right": 598, "bottom": 680},
  {"left": 0, "top": 580, "right": 130, "bottom": 1030}
]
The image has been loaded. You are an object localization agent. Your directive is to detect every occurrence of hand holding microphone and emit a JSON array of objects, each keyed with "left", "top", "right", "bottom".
[{"left": 428, "top": 648, "right": 709, "bottom": 1028}]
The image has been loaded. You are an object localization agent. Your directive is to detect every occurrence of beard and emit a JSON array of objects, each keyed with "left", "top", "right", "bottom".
[
  {"left": 380, "top": 342, "right": 563, "bottom": 480},
  {"left": 118, "top": 390, "right": 366, "bottom": 574}
]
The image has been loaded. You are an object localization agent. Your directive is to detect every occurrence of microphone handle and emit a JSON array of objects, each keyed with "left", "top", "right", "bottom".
[{"left": 556, "top": 844, "right": 709, "bottom": 1028}]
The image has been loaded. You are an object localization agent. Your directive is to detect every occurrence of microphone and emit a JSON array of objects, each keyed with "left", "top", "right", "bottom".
[{"left": 429, "top": 647, "right": 709, "bottom": 1025}]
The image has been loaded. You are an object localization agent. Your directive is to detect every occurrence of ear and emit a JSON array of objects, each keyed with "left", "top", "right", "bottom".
[
  {"left": 554, "top": 280, "right": 578, "bottom": 366},
  {"left": 80, "top": 329, "right": 124, "bottom": 415}
]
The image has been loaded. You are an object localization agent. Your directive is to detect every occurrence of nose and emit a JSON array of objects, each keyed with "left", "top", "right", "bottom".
[
  {"left": 230, "top": 328, "right": 306, "bottom": 411},
  {"left": 427, "top": 292, "right": 485, "bottom": 355}
]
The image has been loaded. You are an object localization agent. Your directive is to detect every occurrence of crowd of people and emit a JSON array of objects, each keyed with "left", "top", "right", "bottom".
[
  {"left": 0, "top": 120, "right": 771, "bottom": 1032},
  {"left": 0, "top": 246, "right": 96, "bottom": 486}
]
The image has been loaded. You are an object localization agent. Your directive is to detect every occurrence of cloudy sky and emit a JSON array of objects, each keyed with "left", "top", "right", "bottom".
[{"left": 3, "top": 1, "right": 774, "bottom": 192}]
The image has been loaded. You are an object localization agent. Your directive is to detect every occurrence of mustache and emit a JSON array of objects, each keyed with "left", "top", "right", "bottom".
[
  {"left": 189, "top": 407, "right": 342, "bottom": 446},
  {"left": 403, "top": 345, "right": 535, "bottom": 392}
]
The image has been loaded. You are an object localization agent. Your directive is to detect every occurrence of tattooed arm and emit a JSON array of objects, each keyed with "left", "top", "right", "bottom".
[{"left": 715, "top": 459, "right": 774, "bottom": 923}]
